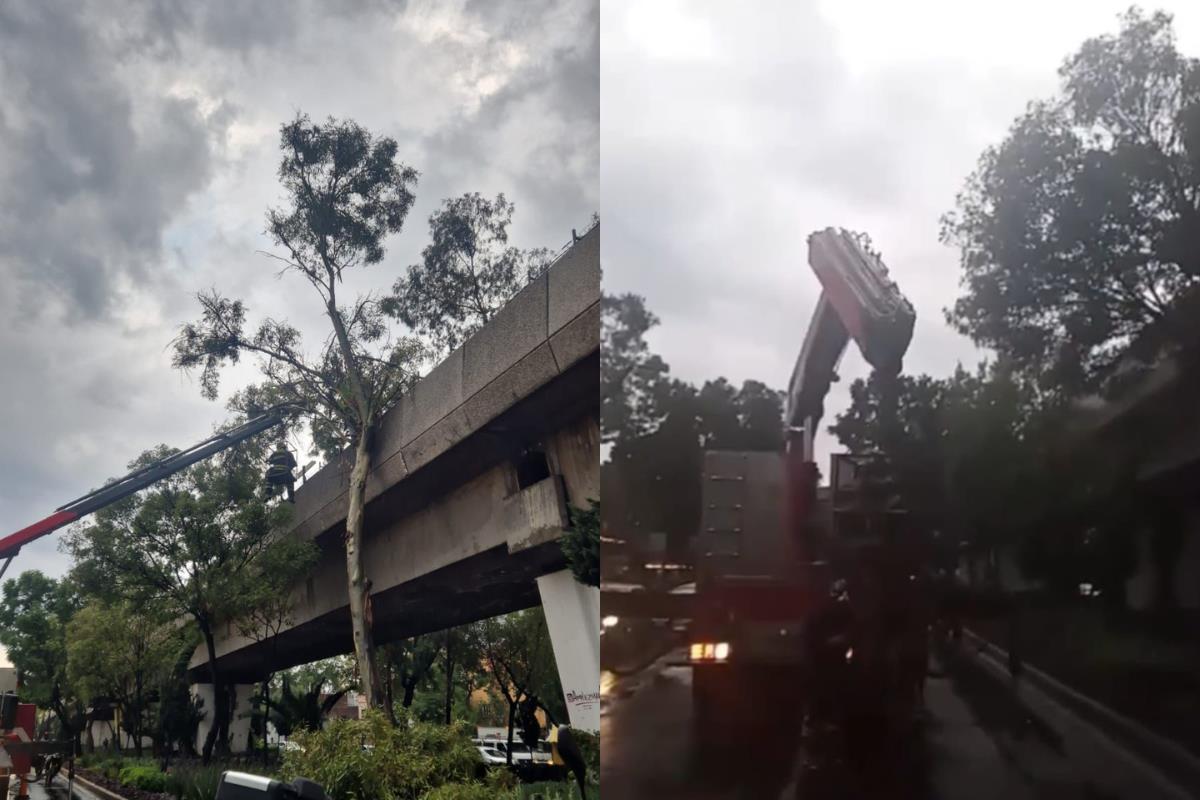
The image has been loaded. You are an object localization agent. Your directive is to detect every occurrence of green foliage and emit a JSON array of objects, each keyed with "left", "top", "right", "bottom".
[
  {"left": 385, "top": 192, "right": 552, "bottom": 356},
  {"left": 480, "top": 610, "right": 565, "bottom": 737},
  {"left": 569, "top": 730, "right": 599, "bottom": 784},
  {"left": 166, "top": 763, "right": 224, "bottom": 800},
  {"left": 279, "top": 710, "right": 482, "bottom": 800},
  {"left": 421, "top": 785, "right": 505, "bottom": 800},
  {"left": 172, "top": 112, "right": 426, "bottom": 456},
  {"left": 67, "top": 599, "right": 180, "bottom": 754},
  {"left": 601, "top": 292, "right": 670, "bottom": 443},
  {"left": 422, "top": 771, "right": 517, "bottom": 800},
  {"left": 831, "top": 363, "right": 1046, "bottom": 547},
  {"left": 65, "top": 454, "right": 303, "bottom": 760},
  {"left": 171, "top": 112, "right": 430, "bottom": 715},
  {"left": 563, "top": 500, "right": 600, "bottom": 587},
  {"left": 0, "top": 571, "right": 80, "bottom": 709},
  {"left": 382, "top": 635, "right": 441, "bottom": 712},
  {"left": 65, "top": 457, "right": 294, "bottom": 625},
  {"left": 605, "top": 369, "right": 784, "bottom": 558},
  {"left": 516, "top": 782, "right": 600, "bottom": 800},
  {"left": 157, "top": 633, "right": 207, "bottom": 757},
  {"left": 270, "top": 673, "right": 350, "bottom": 738},
  {"left": 942, "top": 8, "right": 1200, "bottom": 393},
  {"left": 119, "top": 765, "right": 169, "bottom": 792}
]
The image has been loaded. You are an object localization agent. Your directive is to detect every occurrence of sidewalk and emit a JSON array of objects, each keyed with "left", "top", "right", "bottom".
[{"left": 960, "top": 630, "right": 1197, "bottom": 800}]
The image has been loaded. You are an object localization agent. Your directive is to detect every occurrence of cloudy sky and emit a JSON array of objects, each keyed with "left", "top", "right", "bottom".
[
  {"left": 0, "top": 0, "right": 597, "bottom": 581},
  {"left": 602, "top": 0, "right": 1200, "bottom": 467}
]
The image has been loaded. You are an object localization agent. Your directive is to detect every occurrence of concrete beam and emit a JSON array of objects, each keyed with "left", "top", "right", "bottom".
[{"left": 288, "top": 224, "right": 599, "bottom": 546}]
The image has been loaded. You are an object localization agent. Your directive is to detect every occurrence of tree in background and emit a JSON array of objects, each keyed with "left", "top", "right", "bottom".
[
  {"left": 66, "top": 600, "right": 178, "bottom": 757},
  {"left": 384, "top": 192, "right": 552, "bottom": 356},
  {"left": 0, "top": 571, "right": 83, "bottom": 746},
  {"left": 236, "top": 538, "right": 319, "bottom": 761},
  {"left": 943, "top": 8, "right": 1200, "bottom": 395},
  {"left": 480, "top": 610, "right": 561, "bottom": 765},
  {"left": 601, "top": 293, "right": 670, "bottom": 443},
  {"left": 173, "top": 114, "right": 424, "bottom": 713},
  {"left": 604, "top": 371, "right": 785, "bottom": 559},
  {"left": 380, "top": 635, "right": 440, "bottom": 716},
  {"left": 436, "top": 624, "right": 483, "bottom": 726},
  {"left": 156, "top": 633, "right": 206, "bottom": 761},
  {"left": 65, "top": 452, "right": 295, "bottom": 763},
  {"left": 269, "top": 672, "right": 351, "bottom": 740}
]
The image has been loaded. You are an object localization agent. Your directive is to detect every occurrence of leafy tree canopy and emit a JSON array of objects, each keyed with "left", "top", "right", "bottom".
[
  {"left": 943, "top": 8, "right": 1200, "bottom": 394},
  {"left": 384, "top": 192, "right": 551, "bottom": 356}
]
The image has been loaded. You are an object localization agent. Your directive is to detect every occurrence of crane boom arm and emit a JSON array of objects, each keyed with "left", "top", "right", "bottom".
[
  {"left": 786, "top": 229, "right": 915, "bottom": 438},
  {"left": 0, "top": 410, "right": 286, "bottom": 561},
  {"left": 784, "top": 229, "right": 914, "bottom": 561}
]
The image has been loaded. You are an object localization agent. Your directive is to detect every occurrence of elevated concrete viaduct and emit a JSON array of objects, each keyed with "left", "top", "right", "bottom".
[{"left": 189, "top": 225, "right": 600, "bottom": 743}]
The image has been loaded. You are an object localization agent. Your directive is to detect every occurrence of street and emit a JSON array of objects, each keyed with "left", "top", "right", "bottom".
[{"left": 600, "top": 642, "right": 1192, "bottom": 800}]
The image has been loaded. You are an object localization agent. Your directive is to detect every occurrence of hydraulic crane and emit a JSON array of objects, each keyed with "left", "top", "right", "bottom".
[
  {"left": 0, "top": 410, "right": 292, "bottom": 578},
  {"left": 687, "top": 228, "right": 917, "bottom": 745},
  {"left": 784, "top": 228, "right": 915, "bottom": 557}
]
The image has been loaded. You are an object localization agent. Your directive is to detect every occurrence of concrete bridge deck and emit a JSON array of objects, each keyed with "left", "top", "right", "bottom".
[{"left": 190, "top": 224, "right": 600, "bottom": 685}]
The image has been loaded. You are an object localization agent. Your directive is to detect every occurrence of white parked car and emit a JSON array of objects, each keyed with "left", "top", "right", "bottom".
[{"left": 476, "top": 744, "right": 507, "bottom": 765}]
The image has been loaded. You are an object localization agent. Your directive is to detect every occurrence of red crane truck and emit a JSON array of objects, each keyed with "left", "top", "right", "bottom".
[{"left": 688, "top": 228, "right": 921, "bottom": 744}]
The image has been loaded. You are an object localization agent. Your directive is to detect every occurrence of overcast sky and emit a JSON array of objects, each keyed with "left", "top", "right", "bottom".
[
  {"left": 601, "top": 0, "right": 1200, "bottom": 469},
  {"left": 0, "top": 0, "right": 597, "bottom": 584}
]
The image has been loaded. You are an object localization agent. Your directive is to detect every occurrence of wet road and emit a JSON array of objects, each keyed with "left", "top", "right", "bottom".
[{"left": 600, "top": 643, "right": 1185, "bottom": 799}]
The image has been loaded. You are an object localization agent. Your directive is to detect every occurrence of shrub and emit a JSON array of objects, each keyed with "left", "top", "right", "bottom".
[
  {"left": 119, "top": 764, "right": 170, "bottom": 792},
  {"left": 279, "top": 710, "right": 483, "bottom": 800},
  {"left": 422, "top": 769, "right": 516, "bottom": 799},
  {"left": 166, "top": 763, "right": 224, "bottom": 800},
  {"left": 516, "top": 782, "right": 600, "bottom": 800},
  {"left": 571, "top": 730, "right": 599, "bottom": 784}
]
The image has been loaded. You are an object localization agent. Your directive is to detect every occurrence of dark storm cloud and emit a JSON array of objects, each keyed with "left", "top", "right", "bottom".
[
  {"left": 0, "top": 0, "right": 597, "bottom": 588},
  {"left": 422, "top": 0, "right": 598, "bottom": 245},
  {"left": 0, "top": 0, "right": 226, "bottom": 319}
]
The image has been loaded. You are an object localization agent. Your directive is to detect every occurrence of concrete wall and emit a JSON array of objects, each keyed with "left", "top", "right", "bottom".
[
  {"left": 86, "top": 720, "right": 152, "bottom": 752},
  {"left": 191, "top": 683, "right": 256, "bottom": 754}
]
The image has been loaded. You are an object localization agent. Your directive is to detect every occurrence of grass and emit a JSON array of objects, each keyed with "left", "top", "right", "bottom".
[{"left": 516, "top": 781, "right": 600, "bottom": 800}]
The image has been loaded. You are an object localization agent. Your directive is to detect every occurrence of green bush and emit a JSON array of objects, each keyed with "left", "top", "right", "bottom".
[
  {"left": 166, "top": 763, "right": 224, "bottom": 800},
  {"left": 516, "top": 782, "right": 600, "bottom": 800},
  {"left": 279, "top": 710, "right": 483, "bottom": 800},
  {"left": 119, "top": 764, "right": 170, "bottom": 792},
  {"left": 421, "top": 772, "right": 518, "bottom": 800},
  {"left": 570, "top": 730, "right": 599, "bottom": 785}
]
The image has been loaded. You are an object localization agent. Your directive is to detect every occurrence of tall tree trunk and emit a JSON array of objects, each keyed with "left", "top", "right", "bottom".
[
  {"left": 505, "top": 700, "right": 517, "bottom": 766},
  {"left": 134, "top": 673, "right": 144, "bottom": 758},
  {"left": 199, "top": 621, "right": 229, "bottom": 764},
  {"left": 345, "top": 426, "right": 384, "bottom": 709},
  {"left": 384, "top": 660, "right": 396, "bottom": 724},
  {"left": 443, "top": 632, "right": 455, "bottom": 725},
  {"left": 402, "top": 680, "right": 416, "bottom": 708}
]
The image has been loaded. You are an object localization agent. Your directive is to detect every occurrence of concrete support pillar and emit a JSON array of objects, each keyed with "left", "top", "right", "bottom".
[
  {"left": 191, "top": 683, "right": 258, "bottom": 753},
  {"left": 229, "top": 683, "right": 256, "bottom": 753},
  {"left": 191, "top": 683, "right": 215, "bottom": 754},
  {"left": 536, "top": 569, "right": 600, "bottom": 732}
]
